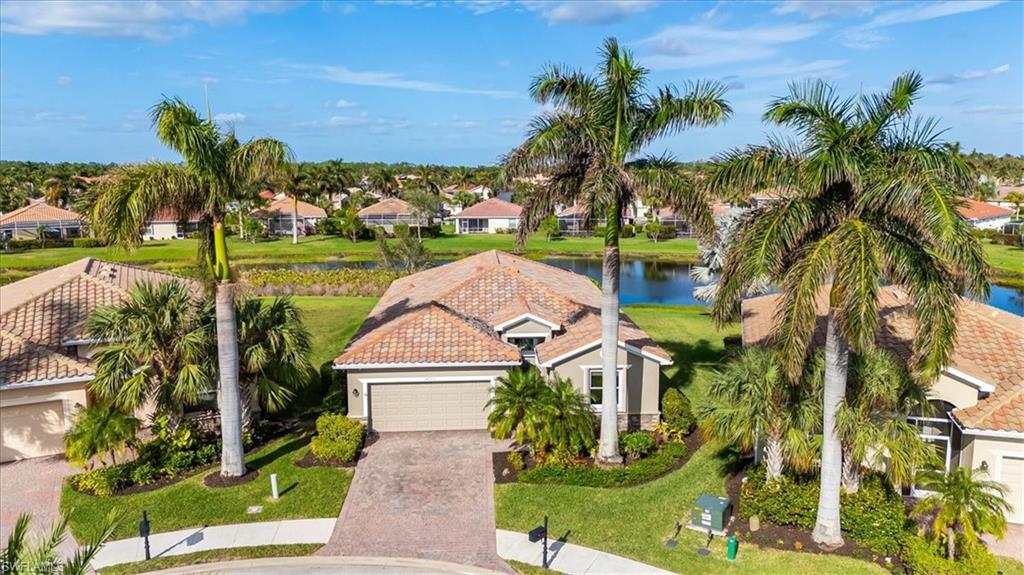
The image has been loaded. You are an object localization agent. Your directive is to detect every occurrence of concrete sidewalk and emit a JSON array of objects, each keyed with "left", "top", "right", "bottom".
[
  {"left": 497, "top": 529, "right": 674, "bottom": 575},
  {"left": 138, "top": 556, "right": 505, "bottom": 574},
  {"left": 91, "top": 518, "right": 336, "bottom": 569}
]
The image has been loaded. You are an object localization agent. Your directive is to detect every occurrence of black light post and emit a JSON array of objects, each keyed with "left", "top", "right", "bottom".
[
  {"left": 529, "top": 515, "right": 549, "bottom": 568},
  {"left": 139, "top": 510, "right": 151, "bottom": 561}
]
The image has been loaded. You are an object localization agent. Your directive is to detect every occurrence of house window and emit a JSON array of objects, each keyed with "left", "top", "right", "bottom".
[
  {"left": 508, "top": 336, "right": 543, "bottom": 356},
  {"left": 907, "top": 400, "right": 961, "bottom": 496},
  {"left": 185, "top": 389, "right": 218, "bottom": 413},
  {"left": 587, "top": 368, "right": 624, "bottom": 412}
]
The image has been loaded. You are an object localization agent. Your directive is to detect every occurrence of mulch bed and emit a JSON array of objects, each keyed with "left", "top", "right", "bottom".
[
  {"left": 492, "top": 431, "right": 704, "bottom": 485},
  {"left": 723, "top": 467, "right": 904, "bottom": 571},
  {"left": 293, "top": 430, "right": 377, "bottom": 469},
  {"left": 203, "top": 467, "right": 259, "bottom": 488}
]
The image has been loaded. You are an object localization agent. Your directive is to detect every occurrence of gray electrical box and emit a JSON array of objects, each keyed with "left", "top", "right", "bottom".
[{"left": 689, "top": 494, "right": 731, "bottom": 533}]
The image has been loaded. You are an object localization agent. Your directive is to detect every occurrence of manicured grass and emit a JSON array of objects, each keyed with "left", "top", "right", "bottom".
[
  {"left": 62, "top": 433, "right": 351, "bottom": 540},
  {"left": 996, "top": 556, "right": 1024, "bottom": 575},
  {"left": 495, "top": 305, "right": 885, "bottom": 575},
  {"left": 983, "top": 240, "right": 1024, "bottom": 276},
  {"left": 1, "top": 234, "right": 699, "bottom": 272},
  {"left": 623, "top": 304, "right": 739, "bottom": 411},
  {"left": 97, "top": 543, "right": 321, "bottom": 575},
  {"left": 508, "top": 560, "right": 558, "bottom": 574},
  {"left": 289, "top": 296, "right": 378, "bottom": 367}
]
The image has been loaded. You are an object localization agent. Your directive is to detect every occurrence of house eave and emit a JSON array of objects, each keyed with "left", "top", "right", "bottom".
[
  {"left": 0, "top": 374, "right": 95, "bottom": 390},
  {"left": 538, "top": 340, "right": 673, "bottom": 367},
  {"left": 332, "top": 360, "right": 523, "bottom": 371}
]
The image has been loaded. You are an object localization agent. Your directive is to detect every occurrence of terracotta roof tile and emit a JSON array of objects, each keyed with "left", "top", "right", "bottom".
[
  {"left": 0, "top": 202, "right": 82, "bottom": 226},
  {"left": 253, "top": 197, "right": 328, "bottom": 219},
  {"left": 958, "top": 198, "right": 1012, "bottom": 221},
  {"left": 357, "top": 198, "right": 413, "bottom": 217},
  {"left": 453, "top": 198, "right": 523, "bottom": 219}
]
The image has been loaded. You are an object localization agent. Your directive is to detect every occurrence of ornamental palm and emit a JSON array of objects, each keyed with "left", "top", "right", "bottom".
[
  {"left": 93, "top": 96, "right": 291, "bottom": 477},
  {"left": 504, "top": 37, "right": 730, "bottom": 463},
  {"left": 536, "top": 376, "right": 596, "bottom": 455},
  {"left": 913, "top": 466, "right": 1011, "bottom": 560},
  {"left": 710, "top": 72, "right": 988, "bottom": 546},
  {"left": 702, "top": 346, "right": 819, "bottom": 482},
  {"left": 369, "top": 166, "right": 399, "bottom": 197},
  {"left": 486, "top": 368, "right": 549, "bottom": 446},
  {"left": 87, "top": 281, "right": 215, "bottom": 420},
  {"left": 2, "top": 511, "right": 118, "bottom": 575},
  {"left": 833, "top": 349, "right": 936, "bottom": 493},
  {"left": 235, "top": 296, "right": 313, "bottom": 421},
  {"left": 63, "top": 403, "right": 141, "bottom": 468},
  {"left": 275, "top": 163, "right": 315, "bottom": 244}
]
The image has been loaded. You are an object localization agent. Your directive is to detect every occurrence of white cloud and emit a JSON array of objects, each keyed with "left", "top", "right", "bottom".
[
  {"left": 928, "top": 64, "right": 1010, "bottom": 86},
  {"left": 522, "top": 1, "right": 657, "bottom": 24},
  {"left": 202, "top": 76, "right": 220, "bottom": 85},
  {"left": 739, "top": 59, "right": 847, "bottom": 80},
  {"left": 56, "top": 75, "right": 72, "bottom": 86},
  {"left": 328, "top": 112, "right": 411, "bottom": 133},
  {"left": 214, "top": 112, "right": 246, "bottom": 123},
  {"left": 962, "top": 105, "right": 1023, "bottom": 116},
  {"left": 34, "top": 111, "right": 87, "bottom": 122},
  {"left": 456, "top": 1, "right": 510, "bottom": 15},
  {"left": 639, "top": 21, "right": 822, "bottom": 69},
  {"left": 451, "top": 116, "right": 481, "bottom": 129},
  {"left": 772, "top": 1, "right": 875, "bottom": 19},
  {"left": 333, "top": 98, "right": 359, "bottom": 108},
  {"left": 279, "top": 62, "right": 517, "bottom": 98},
  {"left": 0, "top": 0, "right": 296, "bottom": 41},
  {"left": 839, "top": 1, "right": 1004, "bottom": 49}
]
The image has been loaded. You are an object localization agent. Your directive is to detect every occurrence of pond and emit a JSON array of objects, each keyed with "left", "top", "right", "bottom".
[{"left": 278, "top": 257, "right": 1024, "bottom": 317}]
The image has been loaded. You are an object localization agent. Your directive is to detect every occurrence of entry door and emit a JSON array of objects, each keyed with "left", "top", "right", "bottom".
[{"left": 370, "top": 381, "right": 491, "bottom": 432}]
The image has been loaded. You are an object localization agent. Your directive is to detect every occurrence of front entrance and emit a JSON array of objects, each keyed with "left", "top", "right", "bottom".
[{"left": 369, "top": 381, "right": 491, "bottom": 432}]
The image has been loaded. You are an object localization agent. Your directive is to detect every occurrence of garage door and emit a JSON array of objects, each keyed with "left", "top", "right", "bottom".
[
  {"left": 1000, "top": 456, "right": 1024, "bottom": 524},
  {"left": 1, "top": 401, "right": 66, "bottom": 462},
  {"left": 370, "top": 381, "right": 491, "bottom": 432}
]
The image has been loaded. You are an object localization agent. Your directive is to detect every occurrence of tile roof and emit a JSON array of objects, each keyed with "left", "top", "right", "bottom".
[
  {"left": 357, "top": 198, "right": 413, "bottom": 217},
  {"left": 958, "top": 198, "right": 1012, "bottom": 221},
  {"left": 534, "top": 312, "right": 672, "bottom": 365},
  {"left": 0, "top": 259, "right": 195, "bottom": 387},
  {"left": 741, "top": 286, "right": 1024, "bottom": 433},
  {"left": 453, "top": 198, "right": 523, "bottom": 219},
  {"left": 335, "top": 250, "right": 670, "bottom": 368},
  {"left": 0, "top": 202, "right": 82, "bottom": 226},
  {"left": 148, "top": 207, "right": 203, "bottom": 223},
  {"left": 253, "top": 197, "right": 328, "bottom": 219}
]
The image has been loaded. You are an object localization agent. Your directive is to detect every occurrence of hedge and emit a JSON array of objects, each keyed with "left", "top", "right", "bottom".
[
  {"left": 518, "top": 441, "right": 687, "bottom": 488},
  {"left": 242, "top": 268, "right": 404, "bottom": 296},
  {"left": 740, "top": 467, "right": 909, "bottom": 554},
  {"left": 901, "top": 534, "right": 997, "bottom": 575},
  {"left": 72, "top": 237, "right": 107, "bottom": 248},
  {"left": 991, "top": 233, "right": 1023, "bottom": 247},
  {"left": 5, "top": 238, "right": 73, "bottom": 250},
  {"left": 310, "top": 412, "right": 364, "bottom": 463},
  {"left": 661, "top": 388, "right": 696, "bottom": 435}
]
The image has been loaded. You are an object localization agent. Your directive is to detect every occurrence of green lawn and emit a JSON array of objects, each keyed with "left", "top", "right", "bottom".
[
  {"left": 983, "top": 240, "right": 1024, "bottom": 282},
  {"left": 0, "top": 234, "right": 699, "bottom": 273},
  {"left": 290, "top": 296, "right": 378, "bottom": 367},
  {"left": 98, "top": 544, "right": 321, "bottom": 575},
  {"left": 495, "top": 305, "right": 886, "bottom": 575},
  {"left": 62, "top": 434, "right": 351, "bottom": 540},
  {"left": 997, "top": 556, "right": 1024, "bottom": 575}
]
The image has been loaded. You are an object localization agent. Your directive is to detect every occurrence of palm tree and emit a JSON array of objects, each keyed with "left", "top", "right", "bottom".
[
  {"left": 449, "top": 167, "right": 474, "bottom": 187},
  {"left": 709, "top": 72, "right": 988, "bottom": 546},
  {"left": 276, "top": 163, "right": 314, "bottom": 245},
  {"left": 913, "top": 466, "right": 1011, "bottom": 560},
  {"left": 413, "top": 164, "right": 442, "bottom": 194},
  {"left": 313, "top": 159, "right": 357, "bottom": 207},
  {"left": 93, "top": 96, "right": 291, "bottom": 477},
  {"left": 402, "top": 189, "right": 441, "bottom": 239},
  {"left": 2, "top": 511, "right": 118, "bottom": 575},
  {"left": 87, "top": 281, "right": 215, "bottom": 419},
  {"left": 486, "top": 368, "right": 549, "bottom": 446},
  {"left": 1005, "top": 190, "right": 1024, "bottom": 219},
  {"left": 63, "top": 403, "right": 140, "bottom": 468},
  {"left": 43, "top": 173, "right": 78, "bottom": 208},
  {"left": 504, "top": 38, "right": 730, "bottom": 463},
  {"left": 369, "top": 166, "right": 399, "bottom": 197},
  {"left": 235, "top": 296, "right": 313, "bottom": 424},
  {"left": 702, "top": 346, "right": 819, "bottom": 482},
  {"left": 834, "top": 349, "right": 936, "bottom": 493},
  {"left": 453, "top": 189, "right": 480, "bottom": 210},
  {"left": 536, "top": 376, "right": 596, "bottom": 455}
]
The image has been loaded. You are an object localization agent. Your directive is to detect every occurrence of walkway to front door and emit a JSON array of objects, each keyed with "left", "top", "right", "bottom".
[{"left": 318, "top": 431, "right": 511, "bottom": 573}]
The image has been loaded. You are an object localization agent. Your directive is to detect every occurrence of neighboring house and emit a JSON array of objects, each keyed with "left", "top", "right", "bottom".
[
  {"left": 741, "top": 287, "right": 1024, "bottom": 524},
  {"left": 0, "top": 201, "right": 84, "bottom": 240},
  {"left": 453, "top": 198, "right": 523, "bottom": 234},
  {"left": 0, "top": 259, "right": 196, "bottom": 462},
  {"left": 252, "top": 197, "right": 329, "bottom": 237},
  {"left": 142, "top": 208, "right": 202, "bottom": 240},
  {"left": 333, "top": 250, "right": 672, "bottom": 433},
  {"left": 992, "top": 185, "right": 1024, "bottom": 213},
  {"left": 557, "top": 204, "right": 590, "bottom": 236},
  {"left": 958, "top": 198, "right": 1013, "bottom": 230},
  {"left": 357, "top": 198, "right": 426, "bottom": 233}
]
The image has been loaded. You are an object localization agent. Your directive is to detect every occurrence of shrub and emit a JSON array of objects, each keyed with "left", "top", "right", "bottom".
[
  {"left": 620, "top": 224, "right": 635, "bottom": 238},
  {"left": 310, "top": 412, "right": 364, "bottom": 463},
  {"left": 620, "top": 431, "right": 656, "bottom": 459},
  {"left": 519, "top": 441, "right": 686, "bottom": 488},
  {"left": 661, "top": 388, "right": 696, "bottom": 435},
  {"left": 131, "top": 462, "right": 158, "bottom": 486},
  {"left": 441, "top": 223, "right": 456, "bottom": 235},
  {"left": 393, "top": 223, "right": 410, "bottom": 237},
  {"left": 72, "top": 237, "right": 106, "bottom": 248},
  {"left": 592, "top": 225, "right": 606, "bottom": 238},
  {"left": 6, "top": 238, "right": 73, "bottom": 250},
  {"left": 740, "top": 467, "right": 909, "bottom": 554},
  {"left": 507, "top": 451, "right": 525, "bottom": 471},
  {"left": 901, "top": 534, "right": 997, "bottom": 575},
  {"left": 991, "top": 233, "right": 1023, "bottom": 247},
  {"left": 67, "top": 464, "right": 132, "bottom": 496},
  {"left": 645, "top": 222, "right": 676, "bottom": 241}
]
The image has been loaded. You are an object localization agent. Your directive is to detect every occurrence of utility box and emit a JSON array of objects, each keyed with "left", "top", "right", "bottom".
[{"left": 689, "top": 494, "right": 732, "bottom": 534}]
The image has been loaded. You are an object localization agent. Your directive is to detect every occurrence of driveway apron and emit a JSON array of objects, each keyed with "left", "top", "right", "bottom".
[
  {"left": 318, "top": 431, "right": 510, "bottom": 572},
  {"left": 0, "top": 456, "right": 77, "bottom": 556}
]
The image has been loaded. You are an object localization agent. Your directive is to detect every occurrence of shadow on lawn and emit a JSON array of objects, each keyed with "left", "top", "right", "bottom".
[
  {"left": 659, "top": 338, "right": 721, "bottom": 394},
  {"left": 246, "top": 434, "right": 311, "bottom": 470}
]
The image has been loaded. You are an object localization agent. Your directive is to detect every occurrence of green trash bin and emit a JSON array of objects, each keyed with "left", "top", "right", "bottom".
[
  {"left": 689, "top": 494, "right": 732, "bottom": 533},
  {"left": 727, "top": 535, "right": 739, "bottom": 560}
]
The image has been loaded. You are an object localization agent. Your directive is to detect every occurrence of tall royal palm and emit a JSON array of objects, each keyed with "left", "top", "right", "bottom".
[
  {"left": 94, "top": 97, "right": 291, "bottom": 477},
  {"left": 276, "top": 163, "right": 313, "bottom": 245},
  {"left": 710, "top": 72, "right": 988, "bottom": 546},
  {"left": 505, "top": 38, "right": 730, "bottom": 463}
]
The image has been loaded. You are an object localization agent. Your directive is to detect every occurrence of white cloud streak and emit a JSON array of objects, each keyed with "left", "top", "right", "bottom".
[
  {"left": 521, "top": 1, "right": 657, "bottom": 24},
  {"left": 927, "top": 64, "right": 1010, "bottom": 85},
  {"left": 214, "top": 112, "right": 246, "bottom": 123},
  {"left": 279, "top": 62, "right": 517, "bottom": 98},
  {"left": 638, "top": 21, "right": 823, "bottom": 69},
  {"left": 838, "top": 1, "right": 1004, "bottom": 49},
  {"left": 772, "top": 1, "right": 875, "bottom": 20}
]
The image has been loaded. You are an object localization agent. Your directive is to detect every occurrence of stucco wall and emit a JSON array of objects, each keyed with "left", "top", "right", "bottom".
[
  {"left": 960, "top": 434, "right": 1024, "bottom": 524},
  {"left": 343, "top": 366, "right": 510, "bottom": 419},
  {"left": 928, "top": 372, "right": 981, "bottom": 410},
  {"left": 502, "top": 318, "right": 554, "bottom": 337},
  {"left": 546, "top": 345, "right": 661, "bottom": 417},
  {"left": 143, "top": 222, "right": 181, "bottom": 240}
]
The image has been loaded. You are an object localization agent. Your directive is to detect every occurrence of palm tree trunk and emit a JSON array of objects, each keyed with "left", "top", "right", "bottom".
[
  {"left": 211, "top": 222, "right": 246, "bottom": 477},
  {"left": 765, "top": 433, "right": 785, "bottom": 482},
  {"left": 596, "top": 197, "right": 623, "bottom": 465},
  {"left": 841, "top": 447, "right": 861, "bottom": 493},
  {"left": 813, "top": 310, "right": 848, "bottom": 547},
  {"left": 292, "top": 196, "right": 299, "bottom": 245},
  {"left": 238, "top": 204, "right": 245, "bottom": 241},
  {"left": 946, "top": 526, "right": 955, "bottom": 560}
]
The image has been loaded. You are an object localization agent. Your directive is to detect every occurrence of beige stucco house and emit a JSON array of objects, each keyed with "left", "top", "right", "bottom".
[
  {"left": 333, "top": 250, "right": 671, "bottom": 433},
  {"left": 742, "top": 287, "right": 1024, "bottom": 525},
  {"left": 0, "top": 259, "right": 193, "bottom": 462}
]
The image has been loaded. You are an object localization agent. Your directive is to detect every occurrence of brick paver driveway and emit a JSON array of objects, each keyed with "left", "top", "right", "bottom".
[
  {"left": 319, "top": 431, "right": 511, "bottom": 572},
  {"left": 1, "top": 456, "right": 76, "bottom": 554}
]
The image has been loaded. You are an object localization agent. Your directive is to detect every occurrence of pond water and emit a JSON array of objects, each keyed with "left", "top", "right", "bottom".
[{"left": 279, "top": 257, "right": 1024, "bottom": 317}]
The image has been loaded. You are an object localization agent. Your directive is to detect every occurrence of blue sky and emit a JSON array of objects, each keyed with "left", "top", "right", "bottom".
[{"left": 1, "top": 0, "right": 1021, "bottom": 165}]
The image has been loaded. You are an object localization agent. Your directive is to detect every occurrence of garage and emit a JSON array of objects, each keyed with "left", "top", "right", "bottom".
[
  {"left": 999, "top": 455, "right": 1024, "bottom": 524},
  {"left": 1, "top": 401, "right": 66, "bottom": 463},
  {"left": 369, "top": 381, "right": 491, "bottom": 432}
]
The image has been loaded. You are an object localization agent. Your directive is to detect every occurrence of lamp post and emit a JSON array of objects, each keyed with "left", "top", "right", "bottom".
[
  {"left": 529, "top": 515, "right": 549, "bottom": 568},
  {"left": 139, "top": 510, "right": 151, "bottom": 561}
]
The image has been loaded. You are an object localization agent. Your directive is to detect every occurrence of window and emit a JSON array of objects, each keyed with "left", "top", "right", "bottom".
[
  {"left": 587, "top": 369, "right": 623, "bottom": 412},
  {"left": 508, "top": 336, "right": 543, "bottom": 355},
  {"left": 906, "top": 400, "right": 961, "bottom": 496}
]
